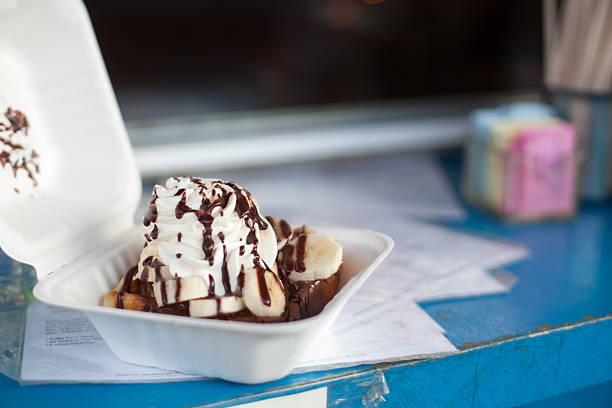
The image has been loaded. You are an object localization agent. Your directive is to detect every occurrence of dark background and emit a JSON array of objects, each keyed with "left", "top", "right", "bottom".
[{"left": 83, "top": 0, "right": 543, "bottom": 121}]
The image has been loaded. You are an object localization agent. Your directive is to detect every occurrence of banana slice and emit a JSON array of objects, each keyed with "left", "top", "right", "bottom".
[
  {"left": 265, "top": 216, "right": 293, "bottom": 250},
  {"left": 136, "top": 243, "right": 172, "bottom": 283},
  {"left": 153, "top": 276, "right": 209, "bottom": 306},
  {"left": 189, "top": 296, "right": 245, "bottom": 317},
  {"left": 136, "top": 243, "right": 158, "bottom": 277},
  {"left": 280, "top": 231, "right": 342, "bottom": 282},
  {"left": 242, "top": 266, "right": 286, "bottom": 317}
]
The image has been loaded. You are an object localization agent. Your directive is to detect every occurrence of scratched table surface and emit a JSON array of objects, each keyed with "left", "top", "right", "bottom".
[{"left": 1, "top": 150, "right": 612, "bottom": 407}]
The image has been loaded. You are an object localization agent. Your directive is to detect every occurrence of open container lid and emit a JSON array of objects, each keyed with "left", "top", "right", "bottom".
[{"left": 0, "top": 0, "right": 142, "bottom": 279}]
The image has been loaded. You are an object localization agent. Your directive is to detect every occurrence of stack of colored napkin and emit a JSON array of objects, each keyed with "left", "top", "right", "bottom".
[{"left": 464, "top": 103, "right": 577, "bottom": 220}]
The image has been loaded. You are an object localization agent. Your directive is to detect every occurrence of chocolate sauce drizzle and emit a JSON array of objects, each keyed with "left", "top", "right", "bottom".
[
  {"left": 142, "top": 256, "right": 164, "bottom": 282},
  {"left": 143, "top": 188, "right": 158, "bottom": 227},
  {"left": 279, "top": 219, "right": 292, "bottom": 239},
  {"left": 246, "top": 220, "right": 269, "bottom": 306},
  {"left": 237, "top": 265, "right": 245, "bottom": 297},
  {"left": 281, "top": 244, "right": 295, "bottom": 273},
  {"left": 280, "top": 231, "right": 308, "bottom": 275},
  {"left": 0, "top": 107, "right": 39, "bottom": 188},
  {"left": 140, "top": 266, "right": 149, "bottom": 282},
  {"left": 296, "top": 234, "right": 307, "bottom": 272},
  {"left": 113, "top": 259, "right": 338, "bottom": 322},
  {"left": 175, "top": 279, "right": 182, "bottom": 303},
  {"left": 174, "top": 189, "right": 227, "bottom": 266},
  {"left": 265, "top": 216, "right": 292, "bottom": 243},
  {"left": 218, "top": 231, "right": 231, "bottom": 295},
  {"left": 160, "top": 281, "right": 168, "bottom": 305},
  {"left": 256, "top": 266, "right": 271, "bottom": 306},
  {"left": 140, "top": 178, "right": 274, "bottom": 309},
  {"left": 208, "top": 275, "right": 215, "bottom": 297},
  {"left": 170, "top": 179, "right": 268, "bottom": 299},
  {"left": 216, "top": 298, "right": 222, "bottom": 315},
  {"left": 151, "top": 225, "right": 159, "bottom": 240},
  {"left": 116, "top": 266, "right": 138, "bottom": 309}
]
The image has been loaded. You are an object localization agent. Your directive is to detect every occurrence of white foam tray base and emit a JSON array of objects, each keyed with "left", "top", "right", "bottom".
[{"left": 34, "top": 226, "right": 393, "bottom": 383}]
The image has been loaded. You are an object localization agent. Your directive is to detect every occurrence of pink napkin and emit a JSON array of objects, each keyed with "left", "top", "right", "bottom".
[{"left": 504, "top": 123, "right": 576, "bottom": 218}]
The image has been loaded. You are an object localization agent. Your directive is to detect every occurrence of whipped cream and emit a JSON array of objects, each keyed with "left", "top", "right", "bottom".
[
  {"left": 0, "top": 106, "right": 39, "bottom": 192},
  {"left": 138, "top": 177, "right": 277, "bottom": 297}
]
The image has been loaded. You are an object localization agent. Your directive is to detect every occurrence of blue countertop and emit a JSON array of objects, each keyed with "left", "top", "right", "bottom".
[
  {"left": 2, "top": 150, "right": 611, "bottom": 407},
  {"left": 425, "top": 151, "right": 612, "bottom": 348}
]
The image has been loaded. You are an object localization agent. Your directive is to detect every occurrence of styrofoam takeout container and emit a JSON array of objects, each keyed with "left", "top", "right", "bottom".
[{"left": 0, "top": 0, "right": 393, "bottom": 383}]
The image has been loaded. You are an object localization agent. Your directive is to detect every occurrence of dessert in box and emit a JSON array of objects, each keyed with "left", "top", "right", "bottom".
[
  {"left": 101, "top": 177, "right": 343, "bottom": 322},
  {"left": 0, "top": 0, "right": 393, "bottom": 383}
]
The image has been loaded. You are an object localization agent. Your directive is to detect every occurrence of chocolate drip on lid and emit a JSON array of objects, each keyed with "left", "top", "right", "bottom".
[
  {"left": 151, "top": 225, "right": 159, "bottom": 240},
  {"left": 5, "top": 107, "right": 28, "bottom": 133},
  {"left": 1, "top": 107, "right": 39, "bottom": 187}
]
